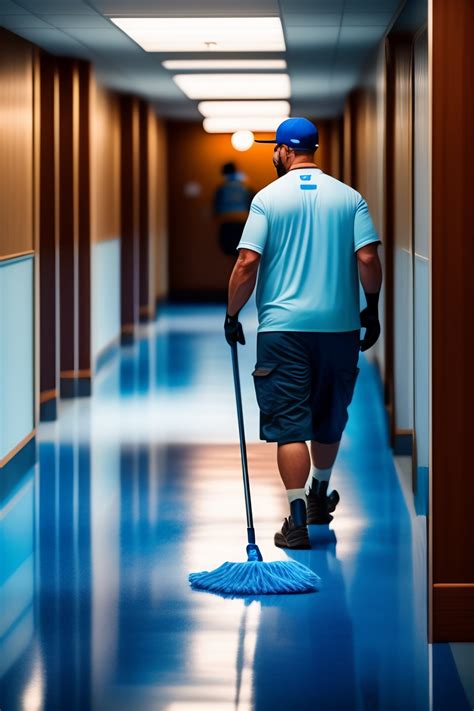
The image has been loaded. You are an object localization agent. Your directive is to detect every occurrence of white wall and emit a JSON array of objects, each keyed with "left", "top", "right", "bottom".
[
  {"left": 91, "top": 239, "right": 121, "bottom": 364},
  {"left": 0, "top": 255, "right": 34, "bottom": 461}
]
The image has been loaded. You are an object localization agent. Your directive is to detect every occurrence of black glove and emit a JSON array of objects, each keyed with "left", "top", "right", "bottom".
[
  {"left": 224, "top": 311, "right": 245, "bottom": 346},
  {"left": 360, "top": 292, "right": 381, "bottom": 352}
]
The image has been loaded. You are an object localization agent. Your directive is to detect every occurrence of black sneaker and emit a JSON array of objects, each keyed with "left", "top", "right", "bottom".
[
  {"left": 274, "top": 499, "right": 311, "bottom": 550},
  {"left": 307, "top": 480, "right": 340, "bottom": 525}
]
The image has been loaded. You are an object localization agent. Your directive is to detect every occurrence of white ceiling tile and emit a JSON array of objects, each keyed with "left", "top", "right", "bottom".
[
  {"left": 343, "top": 13, "right": 393, "bottom": 26},
  {"left": 291, "top": 74, "right": 330, "bottom": 100},
  {"left": 338, "top": 24, "right": 386, "bottom": 46},
  {"left": 63, "top": 26, "right": 141, "bottom": 51},
  {"left": 0, "top": 13, "right": 52, "bottom": 27},
  {"left": 281, "top": 0, "right": 344, "bottom": 12},
  {"left": 43, "top": 14, "right": 112, "bottom": 28},
  {"left": 285, "top": 25, "right": 339, "bottom": 49},
  {"left": 91, "top": 0, "right": 280, "bottom": 17},
  {"left": 283, "top": 13, "right": 341, "bottom": 27},
  {"left": 15, "top": 0, "right": 99, "bottom": 13},
  {"left": 9, "top": 27, "right": 93, "bottom": 56},
  {"left": 0, "top": 0, "right": 29, "bottom": 13},
  {"left": 344, "top": 0, "right": 399, "bottom": 11}
]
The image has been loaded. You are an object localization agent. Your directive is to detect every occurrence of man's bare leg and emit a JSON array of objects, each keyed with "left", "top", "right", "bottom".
[
  {"left": 277, "top": 441, "right": 311, "bottom": 490},
  {"left": 310, "top": 440, "right": 340, "bottom": 470},
  {"left": 274, "top": 442, "right": 311, "bottom": 547}
]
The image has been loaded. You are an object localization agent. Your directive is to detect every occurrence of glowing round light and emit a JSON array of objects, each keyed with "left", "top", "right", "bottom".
[{"left": 231, "top": 130, "right": 254, "bottom": 152}]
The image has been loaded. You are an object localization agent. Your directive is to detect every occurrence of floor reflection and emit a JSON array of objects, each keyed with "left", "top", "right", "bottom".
[{"left": 1, "top": 303, "right": 472, "bottom": 710}]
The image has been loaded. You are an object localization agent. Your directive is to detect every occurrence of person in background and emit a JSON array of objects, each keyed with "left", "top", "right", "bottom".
[
  {"left": 214, "top": 162, "right": 253, "bottom": 256},
  {"left": 224, "top": 117, "right": 382, "bottom": 549}
]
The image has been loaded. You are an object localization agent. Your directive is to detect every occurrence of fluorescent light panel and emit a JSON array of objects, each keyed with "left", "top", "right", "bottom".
[
  {"left": 162, "top": 59, "right": 286, "bottom": 71},
  {"left": 203, "top": 117, "right": 284, "bottom": 133},
  {"left": 163, "top": 59, "right": 287, "bottom": 70},
  {"left": 198, "top": 101, "right": 290, "bottom": 118},
  {"left": 173, "top": 74, "right": 291, "bottom": 100},
  {"left": 110, "top": 17, "right": 285, "bottom": 52}
]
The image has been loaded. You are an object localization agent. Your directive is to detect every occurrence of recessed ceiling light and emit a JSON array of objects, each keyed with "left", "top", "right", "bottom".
[
  {"left": 198, "top": 100, "right": 290, "bottom": 118},
  {"left": 173, "top": 74, "right": 291, "bottom": 100},
  {"left": 231, "top": 130, "right": 254, "bottom": 151},
  {"left": 203, "top": 117, "right": 285, "bottom": 133},
  {"left": 162, "top": 60, "right": 287, "bottom": 70},
  {"left": 110, "top": 17, "right": 285, "bottom": 52}
]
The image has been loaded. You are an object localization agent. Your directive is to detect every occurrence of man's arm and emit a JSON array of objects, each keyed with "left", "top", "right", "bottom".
[
  {"left": 227, "top": 248, "right": 260, "bottom": 316},
  {"left": 356, "top": 242, "right": 383, "bottom": 352},
  {"left": 356, "top": 242, "right": 382, "bottom": 293}
]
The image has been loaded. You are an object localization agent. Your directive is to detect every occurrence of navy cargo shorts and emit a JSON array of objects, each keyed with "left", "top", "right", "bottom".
[{"left": 252, "top": 331, "right": 360, "bottom": 445}]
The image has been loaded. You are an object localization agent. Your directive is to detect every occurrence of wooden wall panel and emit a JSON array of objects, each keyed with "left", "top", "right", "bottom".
[
  {"left": 0, "top": 29, "right": 34, "bottom": 258},
  {"left": 58, "top": 59, "right": 92, "bottom": 397},
  {"left": 38, "top": 52, "right": 59, "bottom": 420},
  {"left": 120, "top": 95, "right": 140, "bottom": 341},
  {"left": 91, "top": 82, "right": 121, "bottom": 243},
  {"left": 138, "top": 101, "right": 151, "bottom": 321},
  {"left": 430, "top": 0, "right": 474, "bottom": 641},
  {"left": 167, "top": 121, "right": 337, "bottom": 297},
  {"left": 58, "top": 59, "right": 79, "bottom": 393},
  {"left": 154, "top": 117, "right": 168, "bottom": 301},
  {"left": 77, "top": 61, "right": 91, "bottom": 389}
]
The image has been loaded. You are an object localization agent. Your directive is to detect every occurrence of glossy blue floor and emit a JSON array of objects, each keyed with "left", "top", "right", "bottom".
[{"left": 1, "top": 303, "right": 472, "bottom": 710}]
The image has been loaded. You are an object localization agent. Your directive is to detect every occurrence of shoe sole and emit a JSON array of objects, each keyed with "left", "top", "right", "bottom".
[{"left": 274, "top": 532, "right": 311, "bottom": 550}]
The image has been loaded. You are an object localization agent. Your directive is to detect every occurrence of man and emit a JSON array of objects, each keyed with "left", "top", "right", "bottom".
[
  {"left": 214, "top": 162, "right": 253, "bottom": 256},
  {"left": 224, "top": 117, "right": 382, "bottom": 550}
]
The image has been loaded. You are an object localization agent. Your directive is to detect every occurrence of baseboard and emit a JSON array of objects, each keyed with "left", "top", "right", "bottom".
[
  {"left": 139, "top": 304, "right": 153, "bottom": 323},
  {"left": 0, "top": 436, "right": 37, "bottom": 500},
  {"left": 432, "top": 585, "right": 474, "bottom": 641},
  {"left": 40, "top": 396, "right": 57, "bottom": 421},
  {"left": 394, "top": 429, "right": 413, "bottom": 455},
  {"left": 96, "top": 337, "right": 120, "bottom": 372},
  {"left": 60, "top": 374, "right": 92, "bottom": 398},
  {"left": 121, "top": 323, "right": 135, "bottom": 345}
]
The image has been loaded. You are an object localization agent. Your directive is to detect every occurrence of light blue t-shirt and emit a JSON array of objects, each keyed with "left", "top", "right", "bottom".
[{"left": 237, "top": 168, "right": 380, "bottom": 332}]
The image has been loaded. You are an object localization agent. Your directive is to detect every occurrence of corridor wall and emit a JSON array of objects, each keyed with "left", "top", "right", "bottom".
[
  {"left": 90, "top": 82, "right": 121, "bottom": 365},
  {"left": 138, "top": 104, "right": 168, "bottom": 319},
  {"left": 430, "top": 0, "right": 474, "bottom": 641},
  {"left": 343, "top": 43, "right": 387, "bottom": 380},
  {"left": 412, "top": 28, "right": 429, "bottom": 504},
  {"left": 0, "top": 25, "right": 169, "bottom": 472},
  {"left": 150, "top": 113, "right": 168, "bottom": 304},
  {"left": 0, "top": 29, "right": 36, "bottom": 468},
  {"left": 386, "top": 34, "right": 415, "bottom": 453}
]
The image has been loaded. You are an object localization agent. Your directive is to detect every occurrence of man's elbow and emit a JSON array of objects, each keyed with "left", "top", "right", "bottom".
[
  {"left": 237, "top": 249, "right": 260, "bottom": 272},
  {"left": 357, "top": 245, "right": 380, "bottom": 267}
]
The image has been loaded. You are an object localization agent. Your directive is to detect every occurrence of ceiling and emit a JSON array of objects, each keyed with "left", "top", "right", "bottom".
[{"left": 0, "top": 0, "right": 405, "bottom": 119}]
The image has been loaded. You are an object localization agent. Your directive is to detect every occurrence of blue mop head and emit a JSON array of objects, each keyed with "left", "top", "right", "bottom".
[{"left": 189, "top": 545, "right": 320, "bottom": 598}]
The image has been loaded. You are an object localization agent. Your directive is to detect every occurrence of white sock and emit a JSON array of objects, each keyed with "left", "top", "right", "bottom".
[
  {"left": 312, "top": 465, "right": 332, "bottom": 483},
  {"left": 306, "top": 466, "right": 333, "bottom": 493},
  {"left": 286, "top": 488, "right": 307, "bottom": 506}
]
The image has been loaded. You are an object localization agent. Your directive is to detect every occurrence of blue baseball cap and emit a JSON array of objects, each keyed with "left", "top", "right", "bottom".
[{"left": 255, "top": 117, "right": 319, "bottom": 151}]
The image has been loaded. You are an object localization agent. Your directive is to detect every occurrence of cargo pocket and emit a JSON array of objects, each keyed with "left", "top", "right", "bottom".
[{"left": 252, "top": 363, "right": 279, "bottom": 415}]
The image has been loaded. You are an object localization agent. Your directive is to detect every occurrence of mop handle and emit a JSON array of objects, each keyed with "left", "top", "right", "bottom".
[{"left": 230, "top": 341, "right": 256, "bottom": 543}]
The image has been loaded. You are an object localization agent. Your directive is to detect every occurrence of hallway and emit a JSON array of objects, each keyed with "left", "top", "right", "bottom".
[{"left": 1, "top": 304, "right": 470, "bottom": 710}]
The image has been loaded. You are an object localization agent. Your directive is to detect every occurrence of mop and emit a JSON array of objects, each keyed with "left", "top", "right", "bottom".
[{"left": 189, "top": 341, "right": 320, "bottom": 597}]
